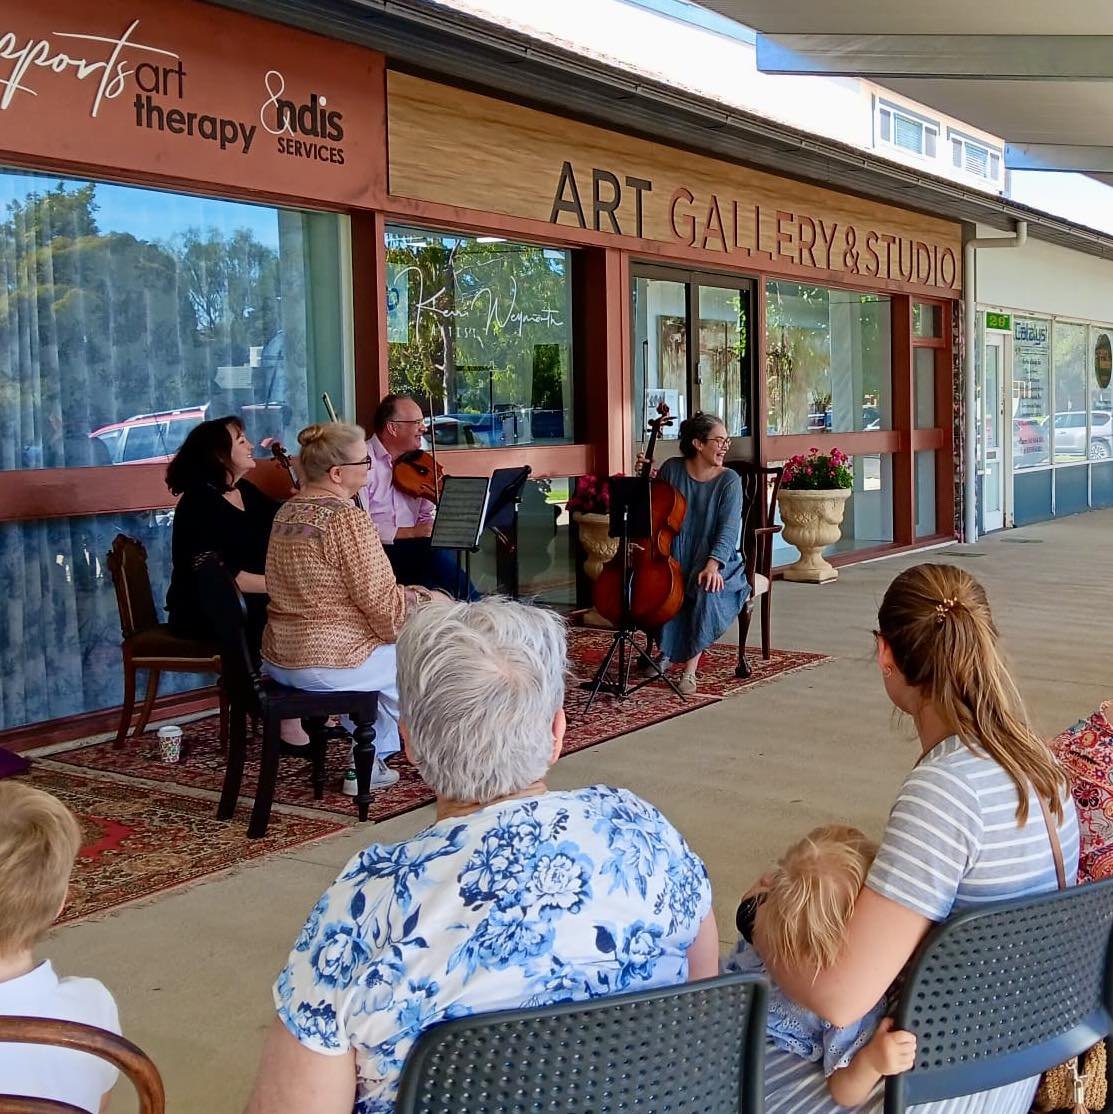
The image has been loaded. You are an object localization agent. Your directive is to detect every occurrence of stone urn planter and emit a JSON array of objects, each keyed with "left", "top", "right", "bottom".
[
  {"left": 776, "top": 488, "right": 852, "bottom": 583},
  {"left": 574, "top": 511, "right": 618, "bottom": 627}
]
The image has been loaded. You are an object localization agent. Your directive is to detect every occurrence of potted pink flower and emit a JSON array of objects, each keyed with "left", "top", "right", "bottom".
[
  {"left": 570, "top": 474, "right": 619, "bottom": 626},
  {"left": 777, "top": 448, "right": 854, "bottom": 583}
]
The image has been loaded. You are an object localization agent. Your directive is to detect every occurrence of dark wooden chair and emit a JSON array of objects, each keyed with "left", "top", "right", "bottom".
[
  {"left": 727, "top": 462, "right": 784, "bottom": 679},
  {"left": 106, "top": 534, "right": 227, "bottom": 750},
  {"left": 0, "top": 1016, "right": 165, "bottom": 1113},
  {"left": 192, "top": 552, "right": 380, "bottom": 839}
]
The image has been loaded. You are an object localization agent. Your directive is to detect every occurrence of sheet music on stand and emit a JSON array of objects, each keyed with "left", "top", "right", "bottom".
[{"left": 430, "top": 476, "right": 491, "bottom": 552}]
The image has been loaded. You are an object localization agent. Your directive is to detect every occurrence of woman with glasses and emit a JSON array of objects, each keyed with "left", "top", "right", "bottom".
[
  {"left": 645, "top": 412, "right": 748, "bottom": 695},
  {"left": 262, "top": 422, "right": 443, "bottom": 790}
]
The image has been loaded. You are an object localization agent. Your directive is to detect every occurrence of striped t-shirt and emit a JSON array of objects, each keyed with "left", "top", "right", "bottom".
[{"left": 763, "top": 735, "right": 1080, "bottom": 1114}]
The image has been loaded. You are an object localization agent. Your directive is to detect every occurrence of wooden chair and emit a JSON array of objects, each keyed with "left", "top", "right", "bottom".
[
  {"left": 0, "top": 1016, "right": 165, "bottom": 1113},
  {"left": 192, "top": 553, "right": 380, "bottom": 838},
  {"left": 106, "top": 535, "right": 228, "bottom": 750},
  {"left": 727, "top": 462, "right": 784, "bottom": 679}
]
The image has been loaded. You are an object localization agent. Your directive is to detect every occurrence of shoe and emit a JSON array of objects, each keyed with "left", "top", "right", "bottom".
[
  {"left": 280, "top": 741, "right": 314, "bottom": 760},
  {"left": 341, "top": 757, "right": 400, "bottom": 796},
  {"left": 637, "top": 654, "right": 669, "bottom": 677},
  {"left": 677, "top": 672, "right": 698, "bottom": 696}
]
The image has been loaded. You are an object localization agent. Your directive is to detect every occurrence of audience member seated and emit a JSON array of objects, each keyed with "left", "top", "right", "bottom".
[
  {"left": 727, "top": 825, "right": 915, "bottom": 1109},
  {"left": 0, "top": 783, "right": 120, "bottom": 1113},
  {"left": 243, "top": 596, "right": 719, "bottom": 1114},
  {"left": 262, "top": 421, "right": 439, "bottom": 790},
  {"left": 750, "top": 563, "right": 1079, "bottom": 1114}
]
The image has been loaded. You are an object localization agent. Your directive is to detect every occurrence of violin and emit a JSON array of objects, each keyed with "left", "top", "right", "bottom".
[
  {"left": 270, "top": 441, "right": 301, "bottom": 492},
  {"left": 393, "top": 449, "right": 446, "bottom": 504},
  {"left": 592, "top": 401, "right": 687, "bottom": 632}
]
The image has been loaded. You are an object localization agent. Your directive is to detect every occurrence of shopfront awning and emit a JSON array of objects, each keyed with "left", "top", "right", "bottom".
[
  {"left": 696, "top": 0, "right": 1113, "bottom": 185},
  {"left": 209, "top": 0, "right": 1113, "bottom": 260}
]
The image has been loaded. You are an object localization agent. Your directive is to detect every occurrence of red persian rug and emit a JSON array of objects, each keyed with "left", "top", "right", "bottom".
[
  {"left": 17, "top": 766, "right": 345, "bottom": 926},
  {"left": 49, "top": 630, "right": 829, "bottom": 823}
]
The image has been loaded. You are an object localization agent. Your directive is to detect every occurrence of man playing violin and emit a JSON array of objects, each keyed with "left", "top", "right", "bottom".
[{"left": 362, "top": 394, "right": 478, "bottom": 600}]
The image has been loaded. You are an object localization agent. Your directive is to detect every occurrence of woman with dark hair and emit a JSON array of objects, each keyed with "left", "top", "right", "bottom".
[
  {"left": 640, "top": 412, "right": 749, "bottom": 695},
  {"left": 165, "top": 415, "right": 278, "bottom": 659}
]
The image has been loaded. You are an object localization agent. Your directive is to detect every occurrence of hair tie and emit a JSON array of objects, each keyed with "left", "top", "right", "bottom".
[{"left": 935, "top": 596, "right": 957, "bottom": 622}]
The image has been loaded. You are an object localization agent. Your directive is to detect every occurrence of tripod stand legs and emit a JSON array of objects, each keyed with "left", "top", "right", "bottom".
[{"left": 582, "top": 629, "right": 686, "bottom": 712}]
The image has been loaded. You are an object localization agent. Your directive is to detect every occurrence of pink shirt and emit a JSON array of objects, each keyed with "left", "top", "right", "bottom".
[{"left": 361, "top": 434, "right": 434, "bottom": 544}]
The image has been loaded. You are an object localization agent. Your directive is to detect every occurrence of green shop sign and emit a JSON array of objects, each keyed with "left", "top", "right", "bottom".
[{"left": 985, "top": 311, "right": 1011, "bottom": 331}]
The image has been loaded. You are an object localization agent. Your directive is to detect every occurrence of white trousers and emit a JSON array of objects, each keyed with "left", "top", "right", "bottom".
[{"left": 263, "top": 644, "right": 400, "bottom": 757}]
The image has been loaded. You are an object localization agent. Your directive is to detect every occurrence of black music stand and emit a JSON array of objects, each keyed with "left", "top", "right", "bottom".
[
  {"left": 582, "top": 477, "right": 685, "bottom": 711},
  {"left": 485, "top": 466, "right": 531, "bottom": 599},
  {"left": 431, "top": 476, "right": 491, "bottom": 594}
]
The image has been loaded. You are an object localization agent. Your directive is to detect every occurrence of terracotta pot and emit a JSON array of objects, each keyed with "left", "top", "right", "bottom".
[
  {"left": 574, "top": 511, "right": 618, "bottom": 627},
  {"left": 776, "top": 488, "right": 852, "bottom": 583}
]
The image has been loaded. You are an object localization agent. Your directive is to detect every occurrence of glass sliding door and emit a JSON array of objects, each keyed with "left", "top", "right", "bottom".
[{"left": 631, "top": 266, "right": 754, "bottom": 466}]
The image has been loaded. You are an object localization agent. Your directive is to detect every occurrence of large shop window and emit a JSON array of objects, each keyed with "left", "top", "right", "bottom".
[
  {"left": 0, "top": 170, "right": 347, "bottom": 731},
  {"left": 1094, "top": 331, "right": 1113, "bottom": 464},
  {"left": 1052, "top": 323, "right": 1089, "bottom": 465},
  {"left": 385, "top": 226, "right": 573, "bottom": 448},
  {"left": 1011, "top": 317, "right": 1051, "bottom": 471},
  {"left": 765, "top": 282, "right": 891, "bottom": 436}
]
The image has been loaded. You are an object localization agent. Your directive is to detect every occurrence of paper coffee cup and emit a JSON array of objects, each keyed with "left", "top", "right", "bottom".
[{"left": 157, "top": 725, "right": 183, "bottom": 764}]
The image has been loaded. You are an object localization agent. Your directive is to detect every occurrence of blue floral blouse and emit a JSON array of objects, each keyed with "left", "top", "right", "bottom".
[{"left": 275, "top": 785, "right": 713, "bottom": 1113}]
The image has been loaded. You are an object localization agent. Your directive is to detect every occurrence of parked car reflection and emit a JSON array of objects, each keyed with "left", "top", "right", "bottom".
[{"left": 1053, "top": 410, "right": 1113, "bottom": 462}]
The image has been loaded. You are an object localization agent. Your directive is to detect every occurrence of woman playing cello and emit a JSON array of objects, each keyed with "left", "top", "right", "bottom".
[{"left": 641, "top": 412, "right": 750, "bottom": 695}]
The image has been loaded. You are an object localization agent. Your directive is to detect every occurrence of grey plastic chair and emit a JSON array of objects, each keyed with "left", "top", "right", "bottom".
[
  {"left": 885, "top": 877, "right": 1113, "bottom": 1113},
  {"left": 395, "top": 973, "right": 768, "bottom": 1114}
]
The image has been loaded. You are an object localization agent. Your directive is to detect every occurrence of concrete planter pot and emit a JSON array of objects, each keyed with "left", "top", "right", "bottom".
[
  {"left": 777, "top": 488, "right": 852, "bottom": 583},
  {"left": 574, "top": 511, "right": 618, "bottom": 627}
]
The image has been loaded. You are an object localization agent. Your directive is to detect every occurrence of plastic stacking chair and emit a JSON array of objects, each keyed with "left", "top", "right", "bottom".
[
  {"left": 885, "top": 877, "right": 1113, "bottom": 1113},
  {"left": 395, "top": 973, "right": 769, "bottom": 1114},
  {"left": 192, "top": 553, "right": 380, "bottom": 839},
  {"left": 106, "top": 534, "right": 227, "bottom": 749},
  {"left": 0, "top": 1016, "right": 165, "bottom": 1113},
  {"left": 726, "top": 462, "right": 783, "bottom": 679}
]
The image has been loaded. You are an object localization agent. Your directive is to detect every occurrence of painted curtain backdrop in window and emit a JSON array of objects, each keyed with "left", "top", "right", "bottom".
[
  {"left": 0, "top": 170, "right": 347, "bottom": 730},
  {"left": 385, "top": 225, "right": 574, "bottom": 448}
]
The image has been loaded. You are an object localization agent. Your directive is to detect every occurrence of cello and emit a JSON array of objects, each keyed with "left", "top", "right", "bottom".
[{"left": 592, "top": 402, "right": 687, "bottom": 631}]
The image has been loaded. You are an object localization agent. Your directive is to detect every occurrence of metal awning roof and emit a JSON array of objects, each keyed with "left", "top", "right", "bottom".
[
  {"left": 211, "top": 0, "right": 1113, "bottom": 261},
  {"left": 696, "top": 0, "right": 1113, "bottom": 187}
]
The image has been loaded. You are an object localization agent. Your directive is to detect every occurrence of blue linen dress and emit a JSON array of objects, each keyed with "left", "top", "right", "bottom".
[{"left": 656, "top": 457, "right": 749, "bottom": 663}]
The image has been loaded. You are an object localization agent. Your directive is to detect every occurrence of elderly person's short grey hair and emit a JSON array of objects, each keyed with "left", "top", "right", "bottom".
[{"left": 397, "top": 597, "right": 567, "bottom": 803}]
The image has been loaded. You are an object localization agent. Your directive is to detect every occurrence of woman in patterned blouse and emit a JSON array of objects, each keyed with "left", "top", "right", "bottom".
[
  {"left": 245, "top": 597, "right": 720, "bottom": 1114},
  {"left": 261, "top": 422, "right": 440, "bottom": 789}
]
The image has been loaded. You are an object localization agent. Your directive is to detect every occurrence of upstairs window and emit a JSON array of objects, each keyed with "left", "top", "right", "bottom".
[
  {"left": 949, "top": 130, "right": 1002, "bottom": 181},
  {"left": 876, "top": 100, "right": 939, "bottom": 159}
]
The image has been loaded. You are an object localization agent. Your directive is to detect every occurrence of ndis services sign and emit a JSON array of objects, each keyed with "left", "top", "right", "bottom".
[{"left": 0, "top": 0, "right": 383, "bottom": 206}]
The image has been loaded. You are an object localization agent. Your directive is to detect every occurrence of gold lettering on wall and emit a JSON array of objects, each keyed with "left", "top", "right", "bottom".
[{"left": 388, "top": 72, "right": 962, "bottom": 293}]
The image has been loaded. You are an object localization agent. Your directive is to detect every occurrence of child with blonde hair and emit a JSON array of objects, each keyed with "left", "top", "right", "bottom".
[
  {"left": 727, "top": 824, "right": 916, "bottom": 1109},
  {"left": 0, "top": 782, "right": 120, "bottom": 1113}
]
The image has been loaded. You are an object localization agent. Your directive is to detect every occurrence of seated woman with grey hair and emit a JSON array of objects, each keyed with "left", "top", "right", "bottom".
[{"left": 244, "top": 597, "right": 720, "bottom": 1114}]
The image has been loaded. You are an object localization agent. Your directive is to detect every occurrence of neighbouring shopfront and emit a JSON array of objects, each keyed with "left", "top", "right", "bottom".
[
  {"left": 975, "top": 232, "right": 1113, "bottom": 530},
  {"left": 0, "top": 0, "right": 962, "bottom": 743}
]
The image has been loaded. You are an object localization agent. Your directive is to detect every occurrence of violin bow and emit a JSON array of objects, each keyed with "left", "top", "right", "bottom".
[
  {"left": 321, "top": 391, "right": 365, "bottom": 511},
  {"left": 426, "top": 392, "right": 442, "bottom": 501}
]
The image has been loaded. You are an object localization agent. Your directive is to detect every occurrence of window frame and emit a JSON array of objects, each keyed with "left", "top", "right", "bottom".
[
  {"left": 947, "top": 127, "right": 1003, "bottom": 182},
  {"left": 875, "top": 97, "right": 941, "bottom": 161}
]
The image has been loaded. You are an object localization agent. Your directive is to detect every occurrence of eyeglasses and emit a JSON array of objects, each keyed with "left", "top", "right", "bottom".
[
  {"left": 336, "top": 455, "right": 373, "bottom": 468},
  {"left": 705, "top": 436, "right": 732, "bottom": 449},
  {"left": 391, "top": 418, "right": 427, "bottom": 426}
]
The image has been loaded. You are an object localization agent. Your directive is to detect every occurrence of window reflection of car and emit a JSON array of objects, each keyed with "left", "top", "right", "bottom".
[
  {"left": 1012, "top": 417, "right": 1049, "bottom": 464},
  {"left": 424, "top": 409, "right": 538, "bottom": 448},
  {"left": 1052, "top": 410, "right": 1113, "bottom": 461},
  {"left": 89, "top": 406, "right": 208, "bottom": 465},
  {"left": 862, "top": 405, "right": 881, "bottom": 431}
]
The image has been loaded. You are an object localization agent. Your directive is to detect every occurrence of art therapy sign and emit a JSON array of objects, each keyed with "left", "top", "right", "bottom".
[
  {"left": 0, "top": 0, "right": 383, "bottom": 205},
  {"left": 388, "top": 73, "right": 962, "bottom": 295}
]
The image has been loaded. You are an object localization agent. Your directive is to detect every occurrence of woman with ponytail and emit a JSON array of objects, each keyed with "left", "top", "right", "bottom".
[{"left": 753, "top": 562, "right": 1078, "bottom": 1113}]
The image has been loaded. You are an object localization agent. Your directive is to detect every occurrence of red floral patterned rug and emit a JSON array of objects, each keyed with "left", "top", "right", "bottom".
[
  {"left": 48, "top": 632, "right": 829, "bottom": 823},
  {"left": 16, "top": 766, "right": 345, "bottom": 926}
]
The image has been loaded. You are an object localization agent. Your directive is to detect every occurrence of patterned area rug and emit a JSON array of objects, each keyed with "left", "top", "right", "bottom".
[
  {"left": 17, "top": 767, "right": 345, "bottom": 926},
  {"left": 50, "top": 631, "right": 829, "bottom": 823}
]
